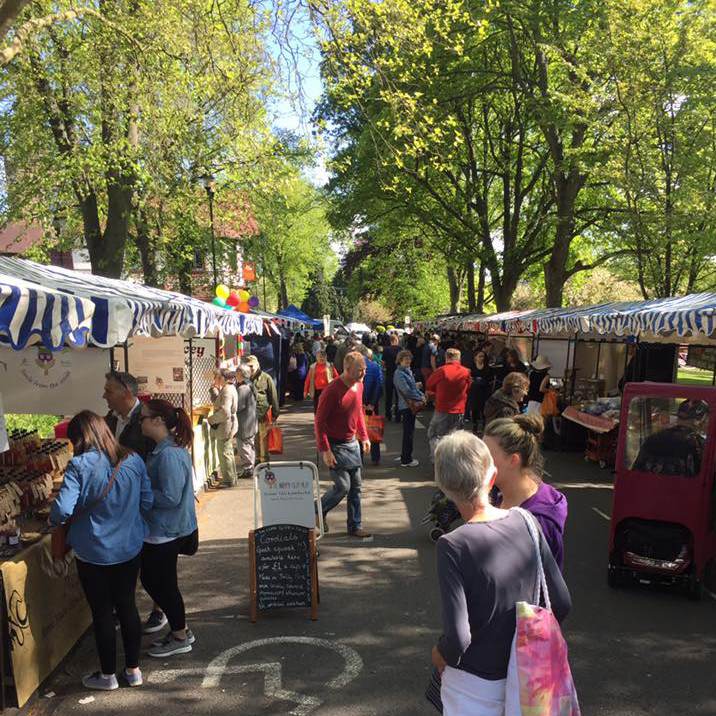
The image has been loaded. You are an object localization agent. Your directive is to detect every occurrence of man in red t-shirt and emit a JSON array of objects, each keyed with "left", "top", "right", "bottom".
[
  {"left": 426, "top": 348, "right": 471, "bottom": 461},
  {"left": 315, "top": 352, "right": 372, "bottom": 538}
]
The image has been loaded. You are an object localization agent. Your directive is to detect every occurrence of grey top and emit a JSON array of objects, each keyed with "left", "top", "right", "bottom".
[
  {"left": 436, "top": 509, "right": 571, "bottom": 680},
  {"left": 236, "top": 382, "right": 258, "bottom": 440}
]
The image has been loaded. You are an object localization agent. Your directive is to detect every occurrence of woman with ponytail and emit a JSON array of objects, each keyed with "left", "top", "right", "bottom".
[
  {"left": 483, "top": 414, "right": 568, "bottom": 570},
  {"left": 138, "top": 400, "right": 197, "bottom": 657}
]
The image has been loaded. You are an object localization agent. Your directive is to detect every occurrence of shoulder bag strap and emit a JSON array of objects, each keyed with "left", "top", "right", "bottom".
[
  {"left": 513, "top": 506, "right": 551, "bottom": 611},
  {"left": 67, "top": 460, "right": 123, "bottom": 526}
]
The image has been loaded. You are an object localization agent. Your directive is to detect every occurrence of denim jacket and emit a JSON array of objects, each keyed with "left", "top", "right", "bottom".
[
  {"left": 49, "top": 450, "right": 153, "bottom": 565},
  {"left": 393, "top": 366, "right": 424, "bottom": 411},
  {"left": 144, "top": 437, "right": 197, "bottom": 540}
]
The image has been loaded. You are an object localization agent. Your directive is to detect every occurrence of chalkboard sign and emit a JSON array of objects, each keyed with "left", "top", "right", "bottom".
[{"left": 249, "top": 524, "right": 318, "bottom": 621}]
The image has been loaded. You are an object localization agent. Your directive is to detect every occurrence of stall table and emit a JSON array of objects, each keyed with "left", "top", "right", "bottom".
[
  {"left": 562, "top": 406, "right": 619, "bottom": 468},
  {"left": 0, "top": 535, "right": 91, "bottom": 708}
]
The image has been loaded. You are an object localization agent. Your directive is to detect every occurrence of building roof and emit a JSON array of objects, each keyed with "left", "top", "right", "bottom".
[{"left": 0, "top": 222, "right": 44, "bottom": 255}]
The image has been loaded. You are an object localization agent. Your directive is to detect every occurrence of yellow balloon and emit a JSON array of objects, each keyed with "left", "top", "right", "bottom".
[
  {"left": 239, "top": 289, "right": 250, "bottom": 302},
  {"left": 216, "top": 284, "right": 230, "bottom": 300}
]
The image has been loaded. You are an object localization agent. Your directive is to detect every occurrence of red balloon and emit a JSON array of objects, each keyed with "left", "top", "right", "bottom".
[{"left": 226, "top": 291, "right": 240, "bottom": 307}]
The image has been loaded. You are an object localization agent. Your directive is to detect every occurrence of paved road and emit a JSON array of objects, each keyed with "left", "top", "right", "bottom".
[{"left": 29, "top": 402, "right": 716, "bottom": 716}]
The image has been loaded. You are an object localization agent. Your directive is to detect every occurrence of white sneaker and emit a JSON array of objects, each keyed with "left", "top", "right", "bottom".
[
  {"left": 400, "top": 459, "right": 419, "bottom": 468},
  {"left": 393, "top": 456, "right": 402, "bottom": 461}
]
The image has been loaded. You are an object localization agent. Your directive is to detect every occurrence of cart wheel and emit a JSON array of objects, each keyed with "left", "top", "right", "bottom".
[
  {"left": 687, "top": 575, "right": 703, "bottom": 601},
  {"left": 429, "top": 527, "right": 445, "bottom": 543},
  {"left": 607, "top": 566, "right": 619, "bottom": 588}
]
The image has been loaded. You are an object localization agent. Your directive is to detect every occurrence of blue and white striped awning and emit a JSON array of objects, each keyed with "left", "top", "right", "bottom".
[
  {"left": 0, "top": 272, "right": 96, "bottom": 350},
  {"left": 421, "top": 293, "right": 716, "bottom": 339},
  {"left": 0, "top": 257, "right": 265, "bottom": 350}
]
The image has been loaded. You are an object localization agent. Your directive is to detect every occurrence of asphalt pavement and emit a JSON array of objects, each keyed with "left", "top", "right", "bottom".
[{"left": 27, "top": 401, "right": 716, "bottom": 716}]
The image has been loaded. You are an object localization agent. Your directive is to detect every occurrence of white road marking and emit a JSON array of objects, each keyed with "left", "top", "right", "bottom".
[
  {"left": 704, "top": 587, "right": 716, "bottom": 602},
  {"left": 147, "top": 636, "right": 363, "bottom": 716},
  {"left": 415, "top": 419, "right": 425, "bottom": 430},
  {"left": 592, "top": 507, "right": 611, "bottom": 521}
]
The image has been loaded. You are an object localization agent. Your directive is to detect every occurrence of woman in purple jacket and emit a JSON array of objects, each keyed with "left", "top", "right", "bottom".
[{"left": 483, "top": 414, "right": 568, "bottom": 570}]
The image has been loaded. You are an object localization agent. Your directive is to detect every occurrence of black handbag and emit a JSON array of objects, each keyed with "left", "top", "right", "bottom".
[{"left": 178, "top": 528, "right": 199, "bottom": 556}]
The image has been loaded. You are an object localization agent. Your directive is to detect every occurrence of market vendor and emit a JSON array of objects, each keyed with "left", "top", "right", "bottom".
[{"left": 103, "top": 371, "right": 155, "bottom": 460}]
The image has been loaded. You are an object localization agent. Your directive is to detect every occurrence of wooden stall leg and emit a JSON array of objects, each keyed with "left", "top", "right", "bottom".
[
  {"left": 309, "top": 530, "right": 319, "bottom": 621},
  {"left": 249, "top": 531, "right": 257, "bottom": 623}
]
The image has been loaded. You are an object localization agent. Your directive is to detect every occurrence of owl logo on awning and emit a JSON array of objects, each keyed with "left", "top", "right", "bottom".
[{"left": 263, "top": 470, "right": 276, "bottom": 489}]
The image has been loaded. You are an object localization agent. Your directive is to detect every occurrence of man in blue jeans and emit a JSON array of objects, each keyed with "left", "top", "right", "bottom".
[{"left": 315, "top": 352, "right": 373, "bottom": 539}]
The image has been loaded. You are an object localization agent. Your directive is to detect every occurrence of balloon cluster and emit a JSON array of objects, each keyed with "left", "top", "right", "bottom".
[{"left": 211, "top": 284, "right": 260, "bottom": 312}]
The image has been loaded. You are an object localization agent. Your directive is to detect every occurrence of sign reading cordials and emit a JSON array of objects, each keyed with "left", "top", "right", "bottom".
[{"left": 249, "top": 524, "right": 318, "bottom": 621}]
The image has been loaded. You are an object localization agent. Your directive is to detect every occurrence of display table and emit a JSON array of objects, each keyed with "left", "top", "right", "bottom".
[
  {"left": 192, "top": 421, "right": 220, "bottom": 488},
  {"left": 0, "top": 535, "right": 91, "bottom": 707},
  {"left": 562, "top": 405, "right": 618, "bottom": 434}
]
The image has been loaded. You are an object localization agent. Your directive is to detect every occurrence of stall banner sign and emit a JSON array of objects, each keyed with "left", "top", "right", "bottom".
[
  {"left": 0, "top": 346, "right": 108, "bottom": 414},
  {"left": 128, "top": 335, "right": 186, "bottom": 395},
  {"left": 0, "top": 536, "right": 91, "bottom": 707},
  {"left": 0, "top": 391, "right": 8, "bottom": 453},
  {"left": 257, "top": 464, "right": 315, "bottom": 528}
]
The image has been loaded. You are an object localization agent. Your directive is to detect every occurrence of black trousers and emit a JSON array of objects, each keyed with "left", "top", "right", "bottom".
[
  {"left": 400, "top": 408, "right": 416, "bottom": 464},
  {"left": 140, "top": 536, "right": 190, "bottom": 632},
  {"left": 384, "top": 372, "right": 397, "bottom": 418},
  {"left": 76, "top": 555, "right": 142, "bottom": 674},
  {"left": 313, "top": 389, "right": 323, "bottom": 413}
]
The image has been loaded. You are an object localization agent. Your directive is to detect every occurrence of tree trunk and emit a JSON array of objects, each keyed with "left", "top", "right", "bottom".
[
  {"left": 544, "top": 176, "right": 581, "bottom": 307},
  {"left": 278, "top": 273, "right": 289, "bottom": 310},
  {"left": 466, "top": 260, "right": 476, "bottom": 312},
  {"left": 134, "top": 208, "right": 160, "bottom": 287},
  {"left": 476, "top": 262, "right": 486, "bottom": 313},
  {"left": 447, "top": 266, "right": 463, "bottom": 314}
]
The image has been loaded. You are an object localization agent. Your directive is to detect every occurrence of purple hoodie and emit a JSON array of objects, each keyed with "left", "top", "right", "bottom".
[{"left": 521, "top": 482, "right": 568, "bottom": 571}]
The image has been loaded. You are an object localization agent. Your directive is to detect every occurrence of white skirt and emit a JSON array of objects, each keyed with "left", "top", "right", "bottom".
[{"left": 441, "top": 666, "right": 521, "bottom": 716}]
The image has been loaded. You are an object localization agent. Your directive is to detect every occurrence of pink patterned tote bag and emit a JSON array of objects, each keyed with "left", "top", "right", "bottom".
[{"left": 506, "top": 508, "right": 581, "bottom": 716}]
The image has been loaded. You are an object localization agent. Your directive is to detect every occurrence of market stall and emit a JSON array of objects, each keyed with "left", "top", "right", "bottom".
[
  {"left": 418, "top": 293, "right": 716, "bottom": 463},
  {"left": 0, "top": 257, "right": 272, "bottom": 707}
]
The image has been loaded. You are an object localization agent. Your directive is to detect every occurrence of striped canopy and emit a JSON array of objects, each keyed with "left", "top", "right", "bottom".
[
  {"left": 0, "top": 272, "right": 96, "bottom": 350},
  {"left": 0, "top": 257, "right": 265, "bottom": 350},
  {"left": 418, "top": 293, "right": 716, "bottom": 339}
]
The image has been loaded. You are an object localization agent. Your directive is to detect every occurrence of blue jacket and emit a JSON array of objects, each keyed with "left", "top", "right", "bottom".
[
  {"left": 393, "top": 366, "right": 424, "bottom": 411},
  {"left": 362, "top": 359, "right": 384, "bottom": 406},
  {"left": 144, "top": 437, "right": 197, "bottom": 540},
  {"left": 49, "top": 450, "right": 153, "bottom": 565}
]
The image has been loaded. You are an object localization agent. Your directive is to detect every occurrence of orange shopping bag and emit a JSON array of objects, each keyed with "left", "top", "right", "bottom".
[
  {"left": 267, "top": 425, "right": 283, "bottom": 454},
  {"left": 365, "top": 413, "right": 385, "bottom": 443}
]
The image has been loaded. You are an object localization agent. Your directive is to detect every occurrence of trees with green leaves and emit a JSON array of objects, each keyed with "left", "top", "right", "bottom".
[
  {"left": 603, "top": 0, "right": 716, "bottom": 298},
  {"left": 1, "top": 0, "right": 273, "bottom": 278}
]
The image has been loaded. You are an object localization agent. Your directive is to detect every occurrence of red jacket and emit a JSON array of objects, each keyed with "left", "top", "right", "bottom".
[{"left": 426, "top": 362, "right": 472, "bottom": 414}]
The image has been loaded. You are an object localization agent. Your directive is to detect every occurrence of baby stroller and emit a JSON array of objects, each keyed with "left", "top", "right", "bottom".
[{"left": 421, "top": 489, "right": 461, "bottom": 543}]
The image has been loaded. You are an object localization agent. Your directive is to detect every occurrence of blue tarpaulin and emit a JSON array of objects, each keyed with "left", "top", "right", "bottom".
[{"left": 278, "top": 304, "right": 323, "bottom": 330}]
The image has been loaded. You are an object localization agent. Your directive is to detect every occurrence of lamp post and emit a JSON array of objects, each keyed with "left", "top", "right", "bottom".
[{"left": 200, "top": 174, "right": 218, "bottom": 287}]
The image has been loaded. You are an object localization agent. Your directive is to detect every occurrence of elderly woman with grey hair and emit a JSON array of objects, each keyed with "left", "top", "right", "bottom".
[
  {"left": 235, "top": 364, "right": 258, "bottom": 478},
  {"left": 431, "top": 431, "right": 571, "bottom": 715},
  {"left": 208, "top": 369, "right": 238, "bottom": 487}
]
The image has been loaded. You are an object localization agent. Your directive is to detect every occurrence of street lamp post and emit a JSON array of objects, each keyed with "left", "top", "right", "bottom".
[{"left": 200, "top": 174, "right": 218, "bottom": 287}]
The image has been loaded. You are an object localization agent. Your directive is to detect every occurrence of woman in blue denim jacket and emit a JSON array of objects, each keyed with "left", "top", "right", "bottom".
[
  {"left": 49, "top": 411, "right": 153, "bottom": 691},
  {"left": 393, "top": 350, "right": 426, "bottom": 467},
  {"left": 138, "top": 399, "right": 198, "bottom": 659}
]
